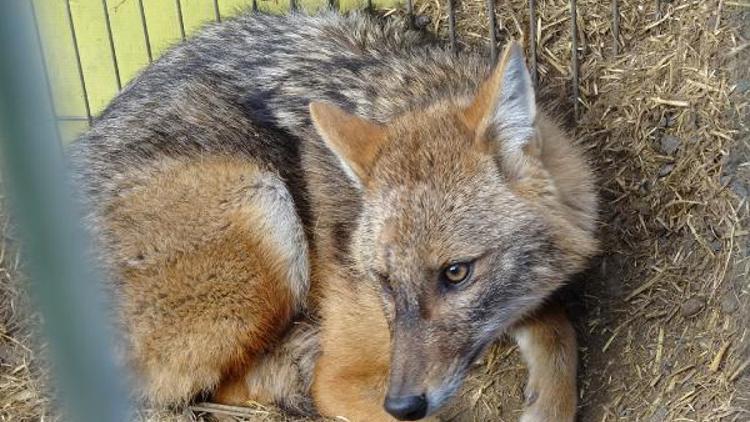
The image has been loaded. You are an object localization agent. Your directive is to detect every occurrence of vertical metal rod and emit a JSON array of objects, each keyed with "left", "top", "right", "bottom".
[
  {"left": 64, "top": 0, "right": 93, "bottom": 125},
  {"left": 101, "top": 0, "right": 122, "bottom": 91},
  {"left": 529, "top": 0, "right": 538, "bottom": 86},
  {"left": 612, "top": 0, "right": 619, "bottom": 55},
  {"left": 570, "top": 0, "right": 580, "bottom": 119},
  {"left": 656, "top": 0, "right": 662, "bottom": 20},
  {"left": 447, "top": 0, "right": 457, "bottom": 53},
  {"left": 0, "top": 2, "right": 132, "bottom": 421},
  {"left": 252, "top": 0, "right": 258, "bottom": 13},
  {"left": 213, "top": 0, "right": 221, "bottom": 22},
  {"left": 486, "top": 0, "right": 497, "bottom": 63},
  {"left": 137, "top": 0, "right": 153, "bottom": 63},
  {"left": 290, "top": 0, "right": 297, "bottom": 12},
  {"left": 406, "top": 0, "right": 414, "bottom": 28},
  {"left": 175, "top": 0, "right": 186, "bottom": 40},
  {"left": 28, "top": 0, "right": 63, "bottom": 147}
]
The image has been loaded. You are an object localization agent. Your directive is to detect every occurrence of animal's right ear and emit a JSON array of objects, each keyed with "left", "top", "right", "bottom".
[
  {"left": 462, "top": 42, "right": 537, "bottom": 159},
  {"left": 309, "top": 101, "right": 387, "bottom": 188}
]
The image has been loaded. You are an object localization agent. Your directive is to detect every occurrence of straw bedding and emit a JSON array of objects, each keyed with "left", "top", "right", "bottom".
[{"left": 1, "top": 1, "right": 747, "bottom": 420}]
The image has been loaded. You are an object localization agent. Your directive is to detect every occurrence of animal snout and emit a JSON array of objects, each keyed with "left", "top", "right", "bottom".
[{"left": 384, "top": 393, "right": 428, "bottom": 420}]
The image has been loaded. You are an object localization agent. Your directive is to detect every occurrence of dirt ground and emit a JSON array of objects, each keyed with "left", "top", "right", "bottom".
[{"left": 1, "top": 0, "right": 748, "bottom": 421}]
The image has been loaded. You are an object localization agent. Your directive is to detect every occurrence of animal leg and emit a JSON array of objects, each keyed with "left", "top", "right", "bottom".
[{"left": 511, "top": 303, "right": 577, "bottom": 422}]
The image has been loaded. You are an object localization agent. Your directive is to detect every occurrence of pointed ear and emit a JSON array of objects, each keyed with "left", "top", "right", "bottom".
[
  {"left": 462, "top": 41, "right": 537, "bottom": 156},
  {"left": 309, "top": 101, "right": 387, "bottom": 186}
]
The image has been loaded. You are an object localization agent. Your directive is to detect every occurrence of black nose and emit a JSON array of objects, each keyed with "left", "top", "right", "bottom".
[{"left": 384, "top": 394, "right": 428, "bottom": 420}]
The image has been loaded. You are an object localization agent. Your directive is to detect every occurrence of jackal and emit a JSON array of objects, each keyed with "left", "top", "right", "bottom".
[{"left": 68, "top": 11, "right": 598, "bottom": 422}]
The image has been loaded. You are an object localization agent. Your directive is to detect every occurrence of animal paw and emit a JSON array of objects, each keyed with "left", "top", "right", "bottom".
[{"left": 518, "top": 381, "right": 576, "bottom": 422}]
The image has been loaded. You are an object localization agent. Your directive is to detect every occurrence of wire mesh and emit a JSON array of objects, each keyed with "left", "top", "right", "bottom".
[
  {"left": 31, "top": 0, "right": 636, "bottom": 146},
  {"left": 13, "top": 0, "right": 692, "bottom": 419}
]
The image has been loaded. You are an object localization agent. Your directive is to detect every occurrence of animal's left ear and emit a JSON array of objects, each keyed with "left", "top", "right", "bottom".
[
  {"left": 309, "top": 101, "right": 387, "bottom": 188},
  {"left": 462, "top": 41, "right": 537, "bottom": 158}
]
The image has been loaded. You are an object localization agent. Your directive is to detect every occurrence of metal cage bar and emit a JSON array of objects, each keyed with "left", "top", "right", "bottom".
[
  {"left": 43, "top": 0, "right": 590, "bottom": 151},
  {"left": 612, "top": 0, "right": 619, "bottom": 55},
  {"left": 214, "top": 0, "right": 222, "bottom": 22},
  {"left": 447, "top": 0, "right": 457, "bottom": 53},
  {"left": 570, "top": 0, "right": 580, "bottom": 118},
  {"left": 406, "top": 0, "right": 414, "bottom": 28},
  {"left": 656, "top": 0, "right": 663, "bottom": 20},
  {"left": 176, "top": 0, "right": 187, "bottom": 40},
  {"left": 101, "top": 0, "right": 123, "bottom": 91},
  {"left": 56, "top": 115, "right": 91, "bottom": 122},
  {"left": 64, "top": 0, "right": 93, "bottom": 125},
  {"left": 486, "top": 0, "right": 497, "bottom": 63},
  {"left": 529, "top": 0, "right": 538, "bottom": 86},
  {"left": 29, "top": 0, "right": 62, "bottom": 149},
  {"left": 138, "top": 0, "right": 154, "bottom": 63}
]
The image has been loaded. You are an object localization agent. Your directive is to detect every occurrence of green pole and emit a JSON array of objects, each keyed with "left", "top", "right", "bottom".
[{"left": 0, "top": 2, "right": 130, "bottom": 421}]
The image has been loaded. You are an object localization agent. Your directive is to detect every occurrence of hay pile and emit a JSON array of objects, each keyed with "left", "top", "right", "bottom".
[
  {"left": 1, "top": 0, "right": 748, "bottom": 420},
  {"left": 0, "top": 209, "right": 51, "bottom": 421}
]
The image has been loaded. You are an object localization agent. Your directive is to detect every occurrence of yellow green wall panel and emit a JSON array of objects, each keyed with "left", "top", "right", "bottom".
[{"left": 33, "top": 0, "right": 401, "bottom": 144}]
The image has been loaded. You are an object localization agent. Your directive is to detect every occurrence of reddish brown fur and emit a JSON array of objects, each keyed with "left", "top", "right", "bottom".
[
  {"left": 310, "top": 101, "right": 388, "bottom": 183},
  {"left": 311, "top": 269, "right": 395, "bottom": 421},
  {"left": 107, "top": 157, "right": 296, "bottom": 404},
  {"left": 512, "top": 304, "right": 578, "bottom": 422}
]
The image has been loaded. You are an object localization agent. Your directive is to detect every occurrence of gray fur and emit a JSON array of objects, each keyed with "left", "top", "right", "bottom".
[
  {"left": 68, "top": 10, "right": 493, "bottom": 269},
  {"left": 69, "top": 11, "right": 489, "bottom": 205}
]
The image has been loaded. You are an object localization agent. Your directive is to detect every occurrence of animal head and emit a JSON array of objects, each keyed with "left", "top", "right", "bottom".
[{"left": 310, "top": 42, "right": 598, "bottom": 420}]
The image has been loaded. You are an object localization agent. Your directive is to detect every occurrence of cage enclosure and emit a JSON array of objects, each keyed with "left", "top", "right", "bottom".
[{"left": 0, "top": 0, "right": 747, "bottom": 421}]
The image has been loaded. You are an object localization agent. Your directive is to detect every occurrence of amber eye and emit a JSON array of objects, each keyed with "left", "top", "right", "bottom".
[{"left": 442, "top": 262, "right": 473, "bottom": 285}]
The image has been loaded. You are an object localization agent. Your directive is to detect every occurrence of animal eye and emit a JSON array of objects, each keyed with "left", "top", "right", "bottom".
[{"left": 441, "top": 262, "right": 473, "bottom": 285}]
